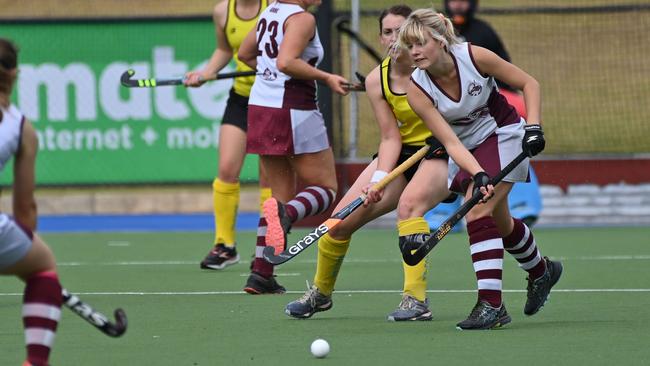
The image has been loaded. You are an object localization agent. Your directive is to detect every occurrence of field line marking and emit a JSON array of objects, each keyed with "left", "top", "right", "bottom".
[
  {"left": 54, "top": 255, "right": 650, "bottom": 267},
  {"left": 2, "top": 289, "right": 650, "bottom": 297}
]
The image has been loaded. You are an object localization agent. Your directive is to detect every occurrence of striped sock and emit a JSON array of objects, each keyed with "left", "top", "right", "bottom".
[
  {"left": 467, "top": 217, "right": 504, "bottom": 307},
  {"left": 503, "top": 218, "right": 546, "bottom": 280},
  {"left": 252, "top": 216, "right": 273, "bottom": 278},
  {"left": 23, "top": 271, "right": 62, "bottom": 366},
  {"left": 284, "top": 186, "right": 336, "bottom": 223}
]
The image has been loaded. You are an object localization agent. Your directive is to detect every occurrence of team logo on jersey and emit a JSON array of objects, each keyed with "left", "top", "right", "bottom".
[
  {"left": 230, "top": 28, "right": 237, "bottom": 34},
  {"left": 451, "top": 105, "right": 489, "bottom": 126},
  {"left": 467, "top": 81, "right": 482, "bottom": 96},
  {"left": 262, "top": 67, "right": 278, "bottom": 81}
]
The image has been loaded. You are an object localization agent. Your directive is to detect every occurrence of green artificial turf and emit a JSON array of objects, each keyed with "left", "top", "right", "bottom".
[{"left": 2, "top": 227, "right": 650, "bottom": 365}]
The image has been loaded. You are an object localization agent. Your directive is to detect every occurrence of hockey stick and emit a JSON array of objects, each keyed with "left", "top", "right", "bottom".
[
  {"left": 120, "top": 69, "right": 365, "bottom": 92},
  {"left": 263, "top": 145, "right": 431, "bottom": 265},
  {"left": 62, "top": 289, "right": 127, "bottom": 338},
  {"left": 336, "top": 20, "right": 383, "bottom": 64},
  {"left": 343, "top": 82, "right": 365, "bottom": 92},
  {"left": 401, "top": 152, "right": 528, "bottom": 266},
  {"left": 120, "top": 69, "right": 257, "bottom": 88}
]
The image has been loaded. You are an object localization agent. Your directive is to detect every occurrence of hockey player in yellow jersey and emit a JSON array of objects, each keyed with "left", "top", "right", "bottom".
[
  {"left": 185, "top": 0, "right": 271, "bottom": 271},
  {"left": 285, "top": 5, "right": 455, "bottom": 321}
]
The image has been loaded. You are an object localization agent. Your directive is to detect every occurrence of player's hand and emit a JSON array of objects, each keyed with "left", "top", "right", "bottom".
[
  {"left": 362, "top": 183, "right": 384, "bottom": 206},
  {"left": 522, "top": 124, "right": 545, "bottom": 157},
  {"left": 184, "top": 71, "right": 206, "bottom": 87},
  {"left": 424, "top": 136, "right": 447, "bottom": 159},
  {"left": 343, "top": 82, "right": 365, "bottom": 92},
  {"left": 472, "top": 171, "right": 494, "bottom": 203},
  {"left": 326, "top": 74, "right": 350, "bottom": 96},
  {"left": 362, "top": 169, "right": 388, "bottom": 206}
]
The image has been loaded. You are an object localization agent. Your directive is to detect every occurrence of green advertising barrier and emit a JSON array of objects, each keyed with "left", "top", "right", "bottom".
[{"left": 1, "top": 19, "right": 259, "bottom": 185}]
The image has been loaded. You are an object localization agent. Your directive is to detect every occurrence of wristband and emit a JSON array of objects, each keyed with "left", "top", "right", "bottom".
[{"left": 370, "top": 170, "right": 388, "bottom": 184}]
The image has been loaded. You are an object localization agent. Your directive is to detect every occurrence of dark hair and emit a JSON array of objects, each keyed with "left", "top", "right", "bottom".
[
  {"left": 0, "top": 38, "right": 18, "bottom": 102},
  {"left": 378, "top": 4, "right": 412, "bottom": 33},
  {"left": 0, "top": 38, "right": 18, "bottom": 71}
]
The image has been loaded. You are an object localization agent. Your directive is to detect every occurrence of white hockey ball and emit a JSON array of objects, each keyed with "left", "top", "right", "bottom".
[{"left": 310, "top": 338, "right": 330, "bottom": 358}]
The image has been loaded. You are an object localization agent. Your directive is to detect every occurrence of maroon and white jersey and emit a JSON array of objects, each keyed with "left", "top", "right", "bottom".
[
  {"left": 0, "top": 104, "right": 24, "bottom": 172},
  {"left": 249, "top": 1, "right": 324, "bottom": 110},
  {"left": 410, "top": 42, "right": 521, "bottom": 150}
]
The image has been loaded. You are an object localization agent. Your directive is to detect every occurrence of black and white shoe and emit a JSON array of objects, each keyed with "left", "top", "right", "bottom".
[
  {"left": 456, "top": 300, "right": 511, "bottom": 330},
  {"left": 243, "top": 272, "right": 286, "bottom": 295},
  {"left": 200, "top": 244, "right": 240, "bottom": 270},
  {"left": 524, "top": 256, "right": 563, "bottom": 316}
]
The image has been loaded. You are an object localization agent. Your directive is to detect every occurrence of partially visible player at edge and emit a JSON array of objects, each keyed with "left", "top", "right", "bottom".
[
  {"left": 238, "top": 0, "right": 350, "bottom": 294},
  {"left": 285, "top": 4, "right": 453, "bottom": 321},
  {"left": 399, "top": 9, "right": 562, "bottom": 330},
  {"left": 0, "top": 38, "right": 63, "bottom": 366},
  {"left": 444, "top": 0, "right": 528, "bottom": 147},
  {"left": 185, "top": 0, "right": 271, "bottom": 270}
]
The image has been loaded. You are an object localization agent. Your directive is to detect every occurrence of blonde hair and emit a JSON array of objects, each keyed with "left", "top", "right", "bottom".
[{"left": 397, "top": 8, "right": 460, "bottom": 50}]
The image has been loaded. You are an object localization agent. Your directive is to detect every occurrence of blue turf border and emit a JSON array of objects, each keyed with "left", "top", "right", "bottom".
[{"left": 37, "top": 213, "right": 260, "bottom": 233}]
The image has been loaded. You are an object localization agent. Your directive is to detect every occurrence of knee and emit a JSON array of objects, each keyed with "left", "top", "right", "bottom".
[
  {"left": 328, "top": 224, "right": 351, "bottom": 241},
  {"left": 465, "top": 208, "right": 491, "bottom": 224},
  {"left": 218, "top": 164, "right": 241, "bottom": 183},
  {"left": 396, "top": 196, "right": 423, "bottom": 220}
]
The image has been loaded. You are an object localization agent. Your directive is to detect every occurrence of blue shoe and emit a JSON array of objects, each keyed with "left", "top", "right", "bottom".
[
  {"left": 387, "top": 295, "right": 432, "bottom": 321},
  {"left": 285, "top": 285, "right": 332, "bottom": 319}
]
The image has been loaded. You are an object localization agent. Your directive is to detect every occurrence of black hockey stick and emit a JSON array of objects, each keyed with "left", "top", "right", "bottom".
[
  {"left": 263, "top": 145, "right": 431, "bottom": 265},
  {"left": 336, "top": 20, "right": 383, "bottom": 64},
  {"left": 120, "top": 69, "right": 365, "bottom": 92},
  {"left": 401, "top": 152, "right": 528, "bottom": 266},
  {"left": 62, "top": 289, "right": 127, "bottom": 338},
  {"left": 120, "top": 69, "right": 257, "bottom": 88},
  {"left": 355, "top": 71, "right": 366, "bottom": 84}
]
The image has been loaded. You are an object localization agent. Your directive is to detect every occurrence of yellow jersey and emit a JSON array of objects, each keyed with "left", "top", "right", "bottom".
[
  {"left": 380, "top": 57, "right": 432, "bottom": 146},
  {"left": 225, "top": 0, "right": 267, "bottom": 97}
]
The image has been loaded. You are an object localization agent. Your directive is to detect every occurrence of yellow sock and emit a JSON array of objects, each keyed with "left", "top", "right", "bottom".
[
  {"left": 259, "top": 187, "right": 272, "bottom": 216},
  {"left": 212, "top": 178, "right": 240, "bottom": 246},
  {"left": 398, "top": 217, "right": 430, "bottom": 302},
  {"left": 313, "top": 233, "right": 350, "bottom": 296}
]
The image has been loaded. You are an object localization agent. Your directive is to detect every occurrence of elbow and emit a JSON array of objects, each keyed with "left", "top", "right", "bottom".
[
  {"left": 525, "top": 78, "right": 540, "bottom": 92},
  {"left": 237, "top": 50, "right": 255, "bottom": 67},
  {"left": 14, "top": 202, "right": 37, "bottom": 231},
  {"left": 238, "top": 55, "right": 251, "bottom": 66},
  {"left": 276, "top": 58, "right": 290, "bottom": 74}
]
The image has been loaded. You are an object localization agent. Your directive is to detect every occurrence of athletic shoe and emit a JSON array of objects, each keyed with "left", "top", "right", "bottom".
[
  {"left": 243, "top": 272, "right": 286, "bottom": 295},
  {"left": 524, "top": 256, "right": 563, "bottom": 315},
  {"left": 200, "top": 244, "right": 240, "bottom": 270},
  {"left": 387, "top": 295, "right": 433, "bottom": 321},
  {"left": 263, "top": 198, "right": 292, "bottom": 255},
  {"left": 285, "top": 285, "right": 332, "bottom": 319},
  {"left": 456, "top": 300, "right": 511, "bottom": 330}
]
